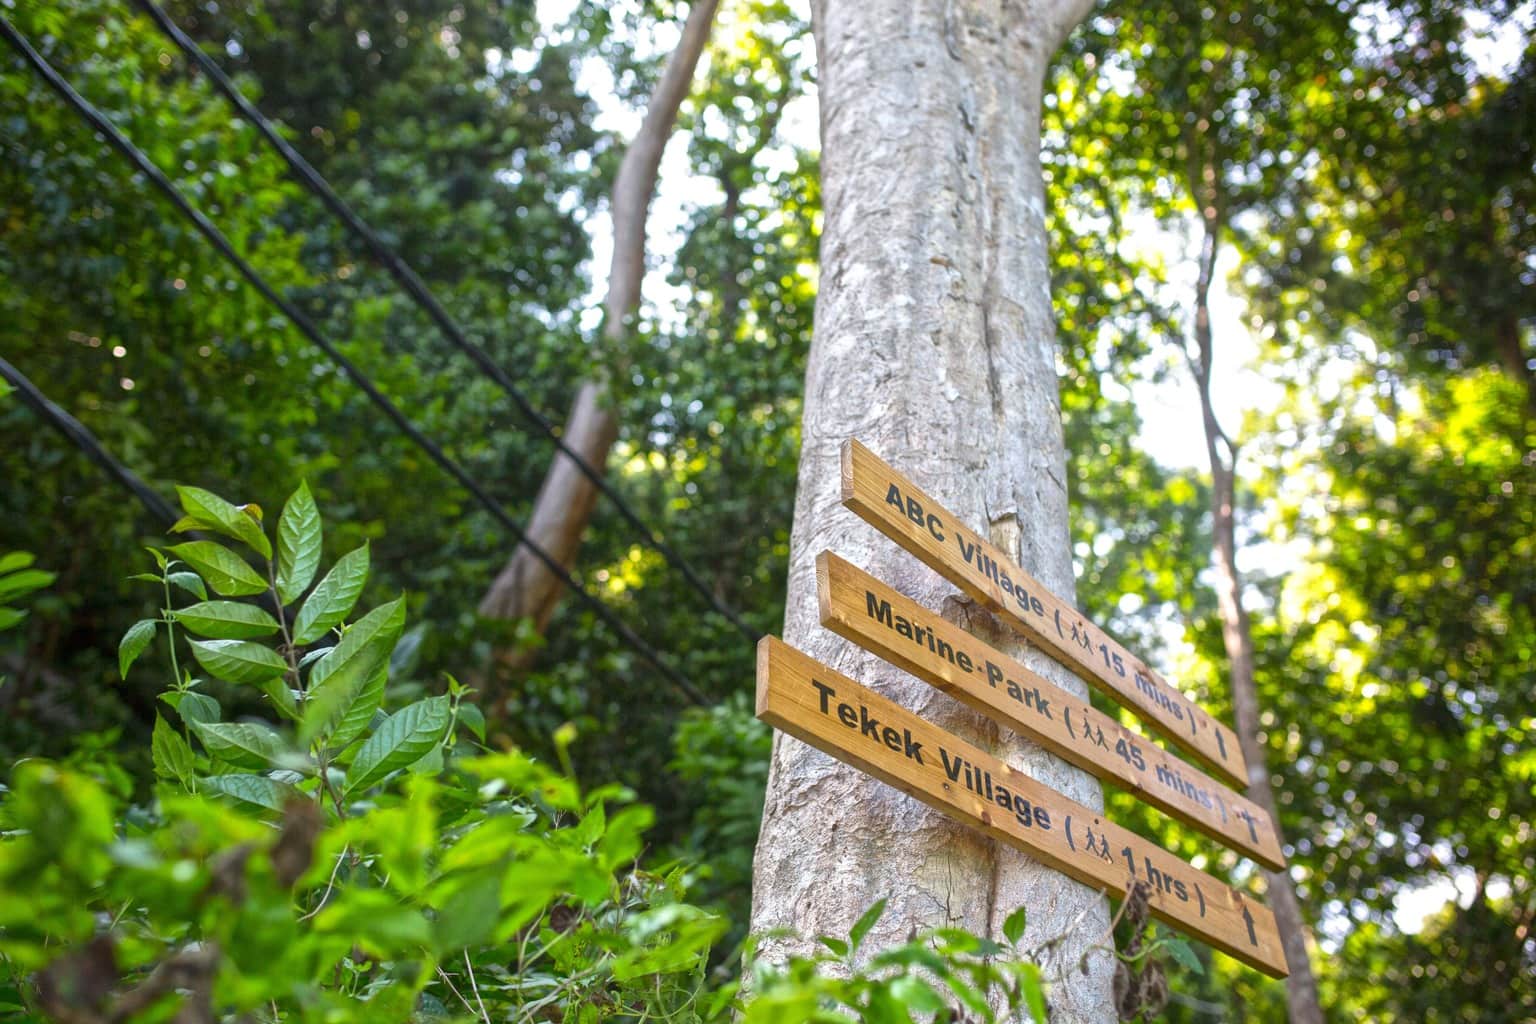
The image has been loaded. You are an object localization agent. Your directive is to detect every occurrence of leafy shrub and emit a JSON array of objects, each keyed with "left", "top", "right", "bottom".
[
  {"left": 0, "top": 483, "right": 1061, "bottom": 1023},
  {"left": 1, "top": 484, "right": 726, "bottom": 1021}
]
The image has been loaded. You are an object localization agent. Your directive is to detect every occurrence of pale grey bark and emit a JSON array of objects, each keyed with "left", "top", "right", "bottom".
[
  {"left": 478, "top": 1, "right": 719, "bottom": 678},
  {"left": 750, "top": 1, "right": 1114, "bottom": 1020},
  {"left": 1190, "top": 219, "right": 1325, "bottom": 1024},
  {"left": 606, "top": 0, "right": 722, "bottom": 334}
]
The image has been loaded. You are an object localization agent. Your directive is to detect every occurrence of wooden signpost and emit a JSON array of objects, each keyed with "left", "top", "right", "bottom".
[
  {"left": 815, "top": 551, "right": 1285, "bottom": 870},
  {"left": 839, "top": 438, "right": 1248, "bottom": 789},
  {"left": 755, "top": 438, "right": 1289, "bottom": 978},
  {"left": 757, "top": 637, "right": 1289, "bottom": 977}
]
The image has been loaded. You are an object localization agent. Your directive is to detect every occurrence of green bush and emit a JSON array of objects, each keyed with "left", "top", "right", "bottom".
[{"left": 0, "top": 483, "right": 1054, "bottom": 1023}]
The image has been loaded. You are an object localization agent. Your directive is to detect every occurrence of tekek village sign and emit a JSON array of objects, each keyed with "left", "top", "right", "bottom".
[{"left": 755, "top": 439, "right": 1291, "bottom": 979}]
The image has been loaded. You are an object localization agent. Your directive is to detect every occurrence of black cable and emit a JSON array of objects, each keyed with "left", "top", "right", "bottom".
[
  {"left": 1, "top": 356, "right": 181, "bottom": 529},
  {"left": 133, "top": 0, "right": 761, "bottom": 645},
  {"left": 1, "top": 16, "right": 708, "bottom": 706}
]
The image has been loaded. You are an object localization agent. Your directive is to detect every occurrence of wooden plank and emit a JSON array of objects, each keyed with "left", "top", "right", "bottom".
[
  {"left": 839, "top": 438, "right": 1248, "bottom": 788},
  {"left": 816, "top": 552, "right": 1285, "bottom": 869},
  {"left": 756, "top": 637, "right": 1289, "bottom": 978}
]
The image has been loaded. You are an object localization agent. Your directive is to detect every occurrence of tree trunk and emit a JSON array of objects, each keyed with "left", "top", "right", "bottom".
[
  {"left": 750, "top": 1, "right": 1114, "bottom": 1019},
  {"left": 477, "top": 0, "right": 720, "bottom": 677},
  {"left": 1190, "top": 218, "right": 1325, "bottom": 1024},
  {"left": 478, "top": 382, "right": 619, "bottom": 671}
]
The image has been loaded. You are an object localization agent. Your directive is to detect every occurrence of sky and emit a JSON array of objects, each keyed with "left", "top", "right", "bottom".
[{"left": 523, "top": 0, "right": 1532, "bottom": 940}]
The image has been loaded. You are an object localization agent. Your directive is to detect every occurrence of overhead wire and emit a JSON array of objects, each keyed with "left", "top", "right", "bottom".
[
  {"left": 0, "top": 356, "right": 181, "bottom": 529},
  {"left": 131, "top": 0, "right": 761, "bottom": 645},
  {"left": 0, "top": 15, "right": 708, "bottom": 706}
]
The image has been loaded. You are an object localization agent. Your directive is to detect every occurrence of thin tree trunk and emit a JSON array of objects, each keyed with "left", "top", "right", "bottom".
[
  {"left": 477, "top": 0, "right": 720, "bottom": 677},
  {"left": 750, "top": 1, "right": 1113, "bottom": 1019},
  {"left": 477, "top": 381, "right": 619, "bottom": 672},
  {"left": 1189, "top": 217, "right": 1325, "bottom": 1024}
]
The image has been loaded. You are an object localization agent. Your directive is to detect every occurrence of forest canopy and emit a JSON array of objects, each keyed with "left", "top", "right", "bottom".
[{"left": 1, "top": 0, "right": 1531, "bottom": 1021}]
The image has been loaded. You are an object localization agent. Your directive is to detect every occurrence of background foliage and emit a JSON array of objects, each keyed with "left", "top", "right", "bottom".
[{"left": 2, "top": 0, "right": 1532, "bottom": 1020}]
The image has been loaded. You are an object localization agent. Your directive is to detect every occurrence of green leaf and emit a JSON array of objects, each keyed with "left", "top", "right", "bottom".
[
  {"left": 0, "top": 551, "right": 34, "bottom": 575},
  {"left": 1162, "top": 937, "right": 1204, "bottom": 975},
  {"left": 1020, "top": 962, "right": 1048, "bottom": 1022},
  {"left": 849, "top": 898, "right": 886, "bottom": 953},
  {"left": 188, "top": 719, "right": 287, "bottom": 770},
  {"left": 174, "top": 601, "right": 280, "bottom": 639},
  {"left": 430, "top": 869, "right": 502, "bottom": 953},
  {"left": 292, "top": 544, "right": 368, "bottom": 644},
  {"left": 0, "top": 607, "right": 25, "bottom": 631},
  {"left": 275, "top": 482, "right": 322, "bottom": 605},
  {"left": 890, "top": 976, "right": 947, "bottom": 1015},
  {"left": 166, "top": 572, "right": 207, "bottom": 600},
  {"left": 1003, "top": 905, "right": 1028, "bottom": 946},
  {"left": 151, "top": 715, "right": 194, "bottom": 786},
  {"left": 817, "top": 936, "right": 849, "bottom": 957},
  {"left": 344, "top": 696, "right": 452, "bottom": 795},
  {"left": 315, "top": 889, "right": 432, "bottom": 956},
  {"left": 257, "top": 678, "right": 300, "bottom": 720},
  {"left": 171, "top": 691, "right": 221, "bottom": 725},
  {"left": 189, "top": 638, "right": 287, "bottom": 685},
  {"left": 167, "top": 542, "right": 267, "bottom": 597},
  {"left": 199, "top": 773, "right": 299, "bottom": 813},
  {"left": 329, "top": 666, "right": 386, "bottom": 751},
  {"left": 456, "top": 703, "right": 486, "bottom": 743},
  {"left": 0, "top": 568, "right": 55, "bottom": 604},
  {"left": 119, "top": 619, "right": 157, "bottom": 679},
  {"left": 175, "top": 485, "right": 271, "bottom": 559},
  {"left": 301, "top": 596, "right": 405, "bottom": 746}
]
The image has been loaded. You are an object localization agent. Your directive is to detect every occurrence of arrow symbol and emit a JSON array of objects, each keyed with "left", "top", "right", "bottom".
[{"left": 1241, "top": 903, "right": 1257, "bottom": 946}]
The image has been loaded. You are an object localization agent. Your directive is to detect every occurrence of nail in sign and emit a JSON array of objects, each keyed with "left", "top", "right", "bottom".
[
  {"left": 756, "top": 636, "right": 1288, "bottom": 978},
  {"left": 839, "top": 438, "right": 1247, "bottom": 789},
  {"left": 815, "top": 551, "right": 1284, "bottom": 869}
]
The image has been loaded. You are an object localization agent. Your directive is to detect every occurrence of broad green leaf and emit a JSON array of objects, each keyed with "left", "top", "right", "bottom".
[
  {"left": 329, "top": 665, "right": 386, "bottom": 751},
  {"left": 169, "top": 691, "right": 221, "bottom": 725},
  {"left": 167, "top": 542, "right": 266, "bottom": 597},
  {"left": 408, "top": 743, "right": 443, "bottom": 775},
  {"left": 151, "top": 715, "right": 194, "bottom": 786},
  {"left": 0, "top": 551, "right": 34, "bottom": 575},
  {"left": 1003, "top": 905, "right": 1028, "bottom": 946},
  {"left": 175, "top": 485, "right": 271, "bottom": 559},
  {"left": 344, "top": 696, "right": 451, "bottom": 795},
  {"left": 292, "top": 544, "right": 368, "bottom": 644},
  {"left": 1020, "top": 962, "right": 1048, "bottom": 1022},
  {"left": 257, "top": 678, "right": 300, "bottom": 720},
  {"left": 0, "top": 568, "right": 55, "bottom": 604},
  {"left": 1163, "top": 937, "right": 1203, "bottom": 975},
  {"left": 166, "top": 572, "right": 207, "bottom": 600},
  {"left": 300, "top": 596, "right": 405, "bottom": 746},
  {"left": 188, "top": 638, "right": 287, "bottom": 685},
  {"left": 189, "top": 719, "right": 286, "bottom": 769},
  {"left": 199, "top": 773, "right": 300, "bottom": 813},
  {"left": 174, "top": 601, "right": 280, "bottom": 639},
  {"left": 119, "top": 619, "right": 157, "bottom": 678},
  {"left": 315, "top": 889, "right": 432, "bottom": 956},
  {"left": 275, "top": 482, "right": 322, "bottom": 605},
  {"left": 890, "top": 976, "right": 947, "bottom": 1015},
  {"left": 849, "top": 898, "right": 887, "bottom": 953},
  {"left": 430, "top": 869, "right": 502, "bottom": 954},
  {"left": 0, "top": 607, "right": 25, "bottom": 631},
  {"left": 817, "top": 936, "right": 849, "bottom": 956},
  {"left": 456, "top": 703, "right": 486, "bottom": 743}
]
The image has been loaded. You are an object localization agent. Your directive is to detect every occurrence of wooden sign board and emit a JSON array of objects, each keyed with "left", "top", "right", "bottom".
[
  {"left": 840, "top": 439, "right": 1248, "bottom": 789},
  {"left": 816, "top": 552, "right": 1285, "bottom": 869},
  {"left": 757, "top": 636, "right": 1288, "bottom": 978}
]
